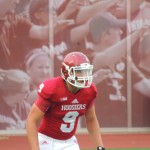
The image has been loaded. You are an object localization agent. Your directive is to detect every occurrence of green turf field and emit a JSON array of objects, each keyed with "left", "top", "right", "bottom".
[{"left": 81, "top": 148, "right": 150, "bottom": 150}]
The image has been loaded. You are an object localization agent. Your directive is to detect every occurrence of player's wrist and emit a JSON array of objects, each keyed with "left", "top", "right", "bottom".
[{"left": 97, "top": 146, "right": 105, "bottom": 150}]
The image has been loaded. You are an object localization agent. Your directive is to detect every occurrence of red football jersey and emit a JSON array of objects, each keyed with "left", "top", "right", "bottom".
[{"left": 35, "top": 77, "right": 97, "bottom": 140}]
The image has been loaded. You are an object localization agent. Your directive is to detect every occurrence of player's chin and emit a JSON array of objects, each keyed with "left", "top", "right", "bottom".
[{"left": 78, "top": 80, "right": 84, "bottom": 84}]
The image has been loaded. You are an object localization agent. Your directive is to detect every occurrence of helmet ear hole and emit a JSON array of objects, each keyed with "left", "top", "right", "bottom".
[{"left": 61, "top": 67, "right": 69, "bottom": 80}]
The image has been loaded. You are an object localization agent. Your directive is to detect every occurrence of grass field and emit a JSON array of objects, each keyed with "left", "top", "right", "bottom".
[{"left": 81, "top": 148, "right": 150, "bottom": 150}]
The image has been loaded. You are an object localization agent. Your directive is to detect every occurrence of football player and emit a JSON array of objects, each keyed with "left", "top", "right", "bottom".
[{"left": 26, "top": 52, "right": 105, "bottom": 150}]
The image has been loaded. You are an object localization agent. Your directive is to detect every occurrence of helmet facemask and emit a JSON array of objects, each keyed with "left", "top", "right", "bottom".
[{"left": 62, "top": 63, "right": 93, "bottom": 88}]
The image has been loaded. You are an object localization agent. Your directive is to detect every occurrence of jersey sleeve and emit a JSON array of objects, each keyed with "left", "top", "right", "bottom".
[
  {"left": 86, "top": 100, "right": 94, "bottom": 109},
  {"left": 35, "top": 79, "right": 55, "bottom": 112},
  {"left": 86, "top": 83, "right": 98, "bottom": 109},
  {"left": 37, "top": 80, "right": 54, "bottom": 99},
  {"left": 16, "top": 15, "right": 33, "bottom": 37},
  {"left": 35, "top": 96, "right": 51, "bottom": 113}
]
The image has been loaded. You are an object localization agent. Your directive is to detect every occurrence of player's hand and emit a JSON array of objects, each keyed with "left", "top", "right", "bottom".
[
  {"left": 97, "top": 146, "right": 105, "bottom": 150},
  {"left": 0, "top": 69, "right": 6, "bottom": 81},
  {"left": 93, "top": 69, "right": 112, "bottom": 85}
]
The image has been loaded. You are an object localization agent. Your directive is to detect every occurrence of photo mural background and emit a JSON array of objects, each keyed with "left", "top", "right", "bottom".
[{"left": 0, "top": 0, "right": 150, "bottom": 131}]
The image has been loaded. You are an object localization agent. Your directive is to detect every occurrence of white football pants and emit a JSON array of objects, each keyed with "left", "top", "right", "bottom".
[{"left": 38, "top": 133, "right": 80, "bottom": 150}]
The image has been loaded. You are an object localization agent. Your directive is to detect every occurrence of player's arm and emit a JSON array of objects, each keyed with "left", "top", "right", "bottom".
[
  {"left": 29, "top": 25, "right": 49, "bottom": 41},
  {"left": 92, "top": 27, "right": 146, "bottom": 70},
  {"left": 70, "top": 21, "right": 89, "bottom": 43},
  {"left": 76, "top": 0, "right": 120, "bottom": 24},
  {"left": 85, "top": 104, "right": 105, "bottom": 149},
  {"left": 26, "top": 103, "right": 44, "bottom": 150},
  {"left": 134, "top": 78, "right": 150, "bottom": 98},
  {"left": 132, "top": 63, "right": 150, "bottom": 97}
]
